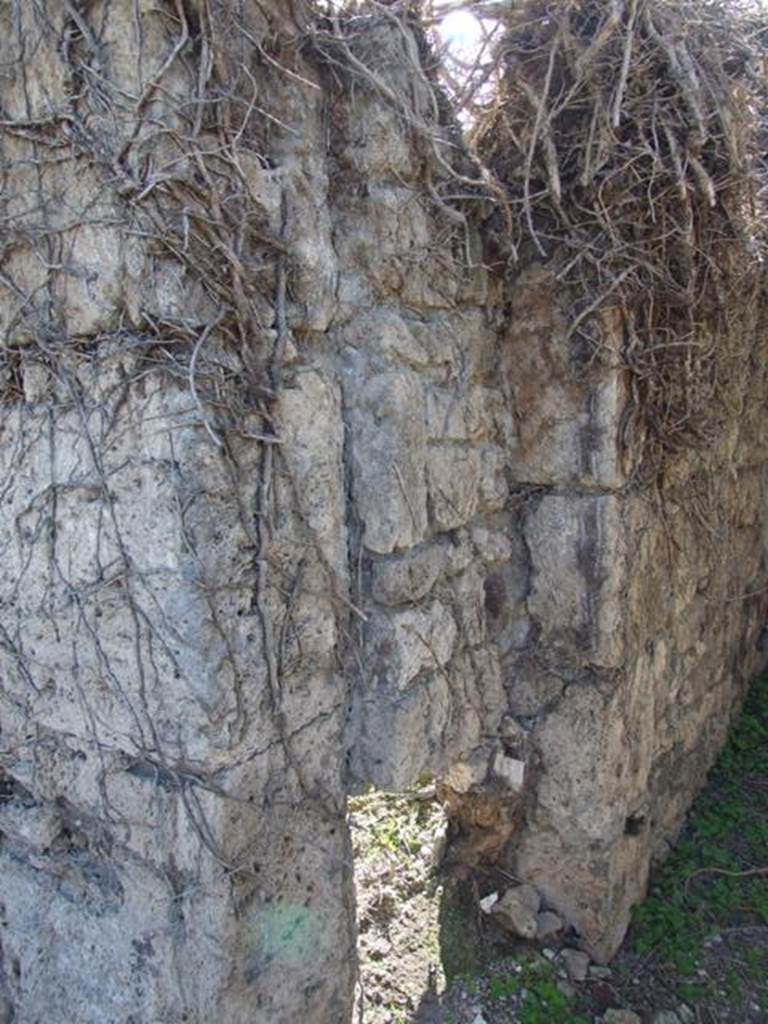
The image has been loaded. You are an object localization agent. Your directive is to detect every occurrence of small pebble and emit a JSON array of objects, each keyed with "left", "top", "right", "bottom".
[
  {"left": 478, "top": 891, "right": 499, "bottom": 914},
  {"left": 589, "top": 965, "right": 613, "bottom": 980}
]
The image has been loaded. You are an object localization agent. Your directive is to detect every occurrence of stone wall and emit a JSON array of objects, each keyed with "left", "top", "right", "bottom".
[
  {"left": 0, "top": 3, "right": 765, "bottom": 1022},
  {"left": 497, "top": 269, "right": 768, "bottom": 958}
]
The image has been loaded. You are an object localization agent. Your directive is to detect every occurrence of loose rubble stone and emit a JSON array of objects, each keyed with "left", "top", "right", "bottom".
[
  {"left": 560, "top": 948, "right": 590, "bottom": 983},
  {"left": 491, "top": 750, "right": 526, "bottom": 791},
  {"left": 603, "top": 1012, "right": 642, "bottom": 1024},
  {"left": 493, "top": 884, "right": 541, "bottom": 939},
  {"left": 651, "top": 1013, "right": 681, "bottom": 1024},
  {"left": 535, "top": 910, "right": 564, "bottom": 943},
  {"left": 478, "top": 891, "right": 499, "bottom": 914},
  {"left": 589, "top": 965, "right": 613, "bottom": 980}
]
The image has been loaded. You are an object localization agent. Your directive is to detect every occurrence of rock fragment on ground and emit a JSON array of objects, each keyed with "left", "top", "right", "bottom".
[
  {"left": 589, "top": 964, "right": 613, "bottom": 980},
  {"left": 535, "top": 909, "right": 564, "bottom": 942},
  {"left": 603, "top": 1011, "right": 642, "bottom": 1024},
  {"left": 478, "top": 891, "right": 499, "bottom": 914},
  {"left": 492, "top": 883, "right": 541, "bottom": 939},
  {"left": 560, "top": 947, "right": 590, "bottom": 982}
]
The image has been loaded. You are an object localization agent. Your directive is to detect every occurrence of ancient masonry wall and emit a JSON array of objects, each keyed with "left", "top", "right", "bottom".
[{"left": 0, "top": 3, "right": 766, "bottom": 1023}]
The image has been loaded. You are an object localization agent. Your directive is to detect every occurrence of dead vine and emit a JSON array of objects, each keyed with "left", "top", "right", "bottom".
[
  {"left": 307, "top": 0, "right": 515, "bottom": 245},
  {"left": 469, "top": 0, "right": 768, "bottom": 479},
  {"left": 0, "top": 0, "right": 350, "bottom": 904}
]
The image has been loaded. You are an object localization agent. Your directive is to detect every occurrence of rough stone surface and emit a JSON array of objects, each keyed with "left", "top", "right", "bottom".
[
  {"left": 590, "top": 965, "right": 614, "bottom": 980},
  {"left": 0, "top": 2, "right": 766, "bottom": 1021},
  {"left": 501, "top": 265, "right": 627, "bottom": 489},
  {"left": 560, "top": 948, "right": 591, "bottom": 983},
  {"left": 493, "top": 885, "right": 541, "bottom": 939},
  {"left": 345, "top": 368, "right": 429, "bottom": 553},
  {"left": 525, "top": 493, "right": 625, "bottom": 668},
  {"left": 535, "top": 911, "right": 564, "bottom": 943},
  {"left": 479, "top": 891, "right": 500, "bottom": 914},
  {"left": 603, "top": 1012, "right": 642, "bottom": 1024}
]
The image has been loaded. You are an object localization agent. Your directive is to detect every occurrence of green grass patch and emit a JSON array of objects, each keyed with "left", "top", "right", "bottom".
[
  {"left": 484, "top": 954, "right": 590, "bottom": 1024},
  {"left": 630, "top": 672, "right": 768, "bottom": 982}
]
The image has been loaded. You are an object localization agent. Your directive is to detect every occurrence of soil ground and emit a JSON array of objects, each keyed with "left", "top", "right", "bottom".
[{"left": 350, "top": 674, "right": 768, "bottom": 1024}]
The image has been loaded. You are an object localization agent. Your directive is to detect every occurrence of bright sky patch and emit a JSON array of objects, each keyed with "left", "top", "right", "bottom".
[{"left": 439, "top": 9, "right": 483, "bottom": 56}]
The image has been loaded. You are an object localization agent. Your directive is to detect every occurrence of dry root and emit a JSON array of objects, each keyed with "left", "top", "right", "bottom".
[{"left": 469, "top": 0, "right": 768, "bottom": 478}]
